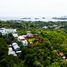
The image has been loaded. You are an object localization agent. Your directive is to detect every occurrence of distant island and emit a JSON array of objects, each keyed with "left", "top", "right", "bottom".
[{"left": 52, "top": 16, "right": 67, "bottom": 20}]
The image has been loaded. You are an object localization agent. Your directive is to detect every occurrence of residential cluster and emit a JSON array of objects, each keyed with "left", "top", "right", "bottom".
[{"left": 0, "top": 28, "right": 39, "bottom": 56}]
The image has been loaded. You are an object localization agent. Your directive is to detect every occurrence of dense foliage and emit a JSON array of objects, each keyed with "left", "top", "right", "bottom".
[{"left": 0, "top": 21, "right": 67, "bottom": 67}]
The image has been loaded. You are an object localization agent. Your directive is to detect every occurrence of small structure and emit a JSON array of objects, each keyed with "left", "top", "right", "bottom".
[
  {"left": 22, "top": 40, "right": 28, "bottom": 46},
  {"left": 17, "top": 31, "right": 42, "bottom": 47},
  {"left": 18, "top": 36, "right": 25, "bottom": 41},
  {"left": 26, "top": 31, "right": 34, "bottom": 38},
  {"left": 12, "top": 43, "right": 21, "bottom": 53},
  {"left": 18, "top": 35, "right": 28, "bottom": 46},
  {"left": 12, "top": 33, "right": 18, "bottom": 38},
  {"left": 57, "top": 52, "right": 67, "bottom": 60},
  {"left": 22, "top": 35, "right": 27, "bottom": 38},
  {"left": 62, "top": 56, "right": 66, "bottom": 59},
  {"left": 8, "top": 45, "right": 17, "bottom": 56},
  {"left": 42, "top": 26, "right": 48, "bottom": 29},
  {"left": 0, "top": 28, "right": 17, "bottom": 35},
  {"left": 59, "top": 52, "right": 64, "bottom": 57}
]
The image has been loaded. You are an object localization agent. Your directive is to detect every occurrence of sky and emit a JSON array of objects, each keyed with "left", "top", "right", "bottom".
[{"left": 0, "top": 0, "right": 67, "bottom": 17}]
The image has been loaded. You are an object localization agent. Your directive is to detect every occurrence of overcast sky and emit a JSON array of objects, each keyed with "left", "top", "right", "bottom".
[{"left": 0, "top": 0, "right": 67, "bottom": 17}]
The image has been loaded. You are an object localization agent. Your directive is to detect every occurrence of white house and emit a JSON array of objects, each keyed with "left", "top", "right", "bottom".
[
  {"left": 18, "top": 36, "right": 28, "bottom": 46},
  {"left": 18, "top": 36, "right": 25, "bottom": 41},
  {"left": 8, "top": 45, "right": 17, "bottom": 56},
  {"left": 0, "top": 28, "right": 7, "bottom": 35},
  {"left": 12, "top": 33, "right": 18, "bottom": 38},
  {"left": 0, "top": 28, "right": 17, "bottom": 35},
  {"left": 22, "top": 40, "right": 28, "bottom": 46},
  {"left": 26, "top": 31, "right": 33, "bottom": 37},
  {"left": 12, "top": 42, "right": 21, "bottom": 53},
  {"left": 42, "top": 26, "right": 48, "bottom": 29}
]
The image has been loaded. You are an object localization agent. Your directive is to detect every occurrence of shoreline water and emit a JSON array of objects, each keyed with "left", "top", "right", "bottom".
[{"left": 0, "top": 17, "right": 67, "bottom": 22}]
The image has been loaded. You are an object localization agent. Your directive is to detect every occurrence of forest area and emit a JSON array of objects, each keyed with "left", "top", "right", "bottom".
[{"left": 0, "top": 20, "right": 67, "bottom": 67}]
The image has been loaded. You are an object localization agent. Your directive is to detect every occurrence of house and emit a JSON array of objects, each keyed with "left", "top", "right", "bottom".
[
  {"left": 57, "top": 52, "right": 67, "bottom": 60},
  {"left": 59, "top": 52, "right": 64, "bottom": 57},
  {"left": 18, "top": 35, "right": 28, "bottom": 46},
  {"left": 26, "top": 31, "right": 34, "bottom": 38},
  {"left": 62, "top": 56, "right": 66, "bottom": 59},
  {"left": 12, "top": 42, "right": 21, "bottom": 53},
  {"left": 22, "top": 35, "right": 27, "bottom": 38},
  {"left": 42, "top": 26, "right": 48, "bottom": 29},
  {"left": 17, "top": 31, "right": 41, "bottom": 47},
  {"left": 8, "top": 45, "right": 17, "bottom": 56},
  {"left": 0, "top": 28, "right": 17, "bottom": 35},
  {"left": 18, "top": 36, "right": 25, "bottom": 41},
  {"left": 0, "top": 28, "right": 7, "bottom": 35},
  {"left": 12, "top": 33, "right": 18, "bottom": 38},
  {"left": 22, "top": 40, "right": 28, "bottom": 46}
]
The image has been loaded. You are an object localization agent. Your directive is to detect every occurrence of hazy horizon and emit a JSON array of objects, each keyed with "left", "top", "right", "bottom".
[{"left": 0, "top": 0, "right": 67, "bottom": 17}]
